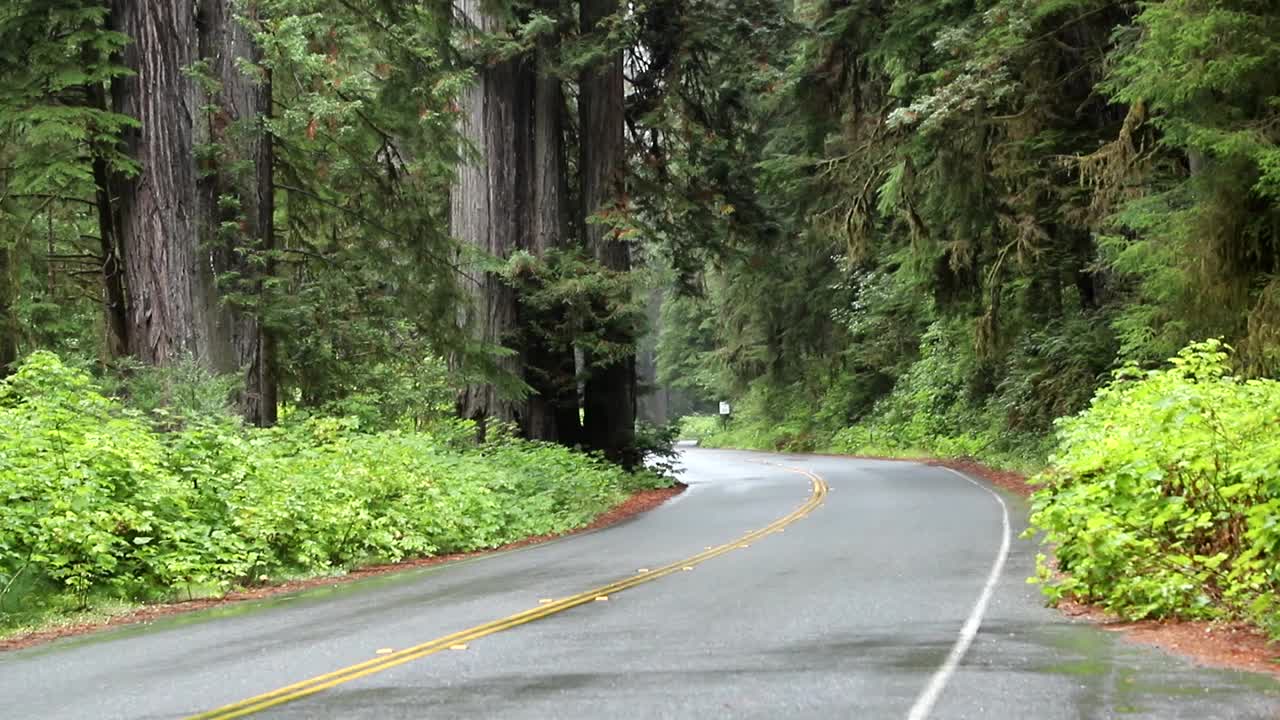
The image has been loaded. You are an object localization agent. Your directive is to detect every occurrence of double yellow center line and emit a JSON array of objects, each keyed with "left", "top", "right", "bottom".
[{"left": 188, "top": 465, "right": 828, "bottom": 719}]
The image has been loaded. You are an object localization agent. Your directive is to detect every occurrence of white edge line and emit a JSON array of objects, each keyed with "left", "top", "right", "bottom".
[{"left": 906, "top": 468, "right": 1012, "bottom": 720}]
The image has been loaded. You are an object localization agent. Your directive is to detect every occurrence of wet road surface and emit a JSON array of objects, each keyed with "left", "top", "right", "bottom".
[{"left": 2, "top": 449, "right": 1278, "bottom": 719}]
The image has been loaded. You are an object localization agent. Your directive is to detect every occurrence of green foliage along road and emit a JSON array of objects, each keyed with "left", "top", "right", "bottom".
[
  {"left": 0, "top": 353, "right": 666, "bottom": 635},
  {"left": 1031, "top": 341, "right": 1280, "bottom": 637},
  {"left": 654, "top": 0, "right": 1279, "bottom": 468}
]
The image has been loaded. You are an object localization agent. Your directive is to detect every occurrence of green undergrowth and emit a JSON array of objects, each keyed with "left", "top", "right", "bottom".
[
  {"left": 676, "top": 318, "right": 1055, "bottom": 475},
  {"left": 682, "top": 414, "right": 1045, "bottom": 476},
  {"left": 0, "top": 353, "right": 668, "bottom": 637},
  {"left": 678, "top": 393, "right": 1048, "bottom": 476},
  {"left": 1029, "top": 340, "right": 1280, "bottom": 637}
]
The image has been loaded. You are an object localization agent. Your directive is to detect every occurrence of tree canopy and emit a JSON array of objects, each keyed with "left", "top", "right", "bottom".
[{"left": 1, "top": 0, "right": 1277, "bottom": 463}]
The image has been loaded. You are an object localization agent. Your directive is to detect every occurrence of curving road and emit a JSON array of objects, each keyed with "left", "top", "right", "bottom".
[{"left": 3, "top": 449, "right": 1278, "bottom": 719}]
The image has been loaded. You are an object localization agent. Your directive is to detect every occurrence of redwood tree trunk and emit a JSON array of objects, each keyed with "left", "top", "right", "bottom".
[
  {"left": 579, "top": 0, "right": 636, "bottom": 463},
  {"left": 0, "top": 243, "right": 14, "bottom": 375},
  {"left": 525, "top": 3, "right": 580, "bottom": 444},
  {"left": 0, "top": 149, "right": 15, "bottom": 375},
  {"left": 110, "top": 0, "right": 230, "bottom": 370},
  {"left": 88, "top": 77, "right": 129, "bottom": 361},
  {"left": 451, "top": 0, "right": 530, "bottom": 431},
  {"left": 199, "top": 0, "right": 277, "bottom": 426},
  {"left": 85, "top": 40, "right": 129, "bottom": 360},
  {"left": 92, "top": 153, "right": 129, "bottom": 360}
]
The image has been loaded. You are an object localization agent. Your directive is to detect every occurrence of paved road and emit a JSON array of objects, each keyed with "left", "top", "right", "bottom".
[{"left": 3, "top": 449, "right": 1279, "bottom": 719}]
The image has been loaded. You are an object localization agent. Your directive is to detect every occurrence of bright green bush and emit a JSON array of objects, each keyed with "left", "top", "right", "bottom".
[
  {"left": 0, "top": 353, "right": 664, "bottom": 627},
  {"left": 0, "top": 352, "right": 187, "bottom": 603},
  {"left": 678, "top": 415, "right": 720, "bottom": 441},
  {"left": 1029, "top": 340, "right": 1280, "bottom": 636}
]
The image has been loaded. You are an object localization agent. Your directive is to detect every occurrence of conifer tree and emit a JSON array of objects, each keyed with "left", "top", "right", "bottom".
[
  {"left": 198, "top": 0, "right": 277, "bottom": 426},
  {"left": 109, "top": 0, "right": 222, "bottom": 368},
  {"left": 524, "top": 0, "right": 581, "bottom": 444},
  {"left": 107, "top": 0, "right": 277, "bottom": 424},
  {"left": 579, "top": 0, "right": 635, "bottom": 463},
  {"left": 451, "top": 0, "right": 530, "bottom": 432}
]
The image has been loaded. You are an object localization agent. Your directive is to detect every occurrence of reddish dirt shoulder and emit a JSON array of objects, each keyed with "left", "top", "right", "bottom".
[
  {"left": 929, "top": 457, "right": 1280, "bottom": 677},
  {"left": 0, "top": 483, "right": 686, "bottom": 653},
  {"left": 806, "top": 451, "right": 1038, "bottom": 497},
  {"left": 925, "top": 458, "right": 1036, "bottom": 497},
  {"left": 1057, "top": 599, "right": 1280, "bottom": 677}
]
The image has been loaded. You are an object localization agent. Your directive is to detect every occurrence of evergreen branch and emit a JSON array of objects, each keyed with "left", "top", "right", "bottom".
[
  {"left": 273, "top": 182, "right": 478, "bottom": 284},
  {"left": 4, "top": 194, "right": 99, "bottom": 209}
]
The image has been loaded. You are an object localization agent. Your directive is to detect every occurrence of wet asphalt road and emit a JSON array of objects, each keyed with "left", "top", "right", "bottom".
[{"left": 3, "top": 449, "right": 1279, "bottom": 719}]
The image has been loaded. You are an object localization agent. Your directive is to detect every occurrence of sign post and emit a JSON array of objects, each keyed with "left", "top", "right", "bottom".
[{"left": 718, "top": 401, "right": 731, "bottom": 430}]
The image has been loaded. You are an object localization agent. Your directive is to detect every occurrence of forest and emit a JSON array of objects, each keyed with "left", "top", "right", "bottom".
[{"left": 1, "top": 1, "right": 1279, "bottom": 639}]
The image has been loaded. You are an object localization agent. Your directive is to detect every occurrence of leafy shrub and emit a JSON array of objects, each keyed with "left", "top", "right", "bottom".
[
  {"left": 686, "top": 379, "right": 840, "bottom": 452},
  {"left": 634, "top": 421, "right": 680, "bottom": 477},
  {"left": 0, "top": 352, "right": 186, "bottom": 604},
  {"left": 0, "top": 353, "right": 665, "bottom": 628},
  {"left": 1029, "top": 340, "right": 1280, "bottom": 636},
  {"left": 678, "top": 415, "right": 721, "bottom": 441},
  {"left": 100, "top": 356, "right": 242, "bottom": 429}
]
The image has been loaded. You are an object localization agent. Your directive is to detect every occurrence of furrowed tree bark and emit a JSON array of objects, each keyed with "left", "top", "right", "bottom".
[
  {"left": 579, "top": 0, "right": 636, "bottom": 464},
  {"left": 199, "top": 0, "right": 278, "bottom": 426},
  {"left": 525, "top": 2, "right": 580, "bottom": 444},
  {"left": 451, "top": 0, "right": 529, "bottom": 433},
  {"left": 110, "top": 0, "right": 231, "bottom": 371}
]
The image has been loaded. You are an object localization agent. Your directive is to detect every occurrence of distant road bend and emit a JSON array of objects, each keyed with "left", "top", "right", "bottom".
[{"left": 2, "top": 449, "right": 1278, "bottom": 719}]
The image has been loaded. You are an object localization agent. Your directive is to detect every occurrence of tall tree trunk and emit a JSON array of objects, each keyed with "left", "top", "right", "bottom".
[
  {"left": 87, "top": 76, "right": 130, "bottom": 361},
  {"left": 0, "top": 242, "right": 14, "bottom": 376},
  {"left": 199, "top": 0, "right": 277, "bottom": 426},
  {"left": 579, "top": 0, "right": 636, "bottom": 464},
  {"left": 525, "top": 2, "right": 580, "bottom": 444},
  {"left": 451, "top": 0, "right": 530, "bottom": 432},
  {"left": 110, "top": 0, "right": 232, "bottom": 371},
  {"left": 92, "top": 154, "right": 130, "bottom": 360},
  {"left": 80, "top": 26, "right": 130, "bottom": 362},
  {"left": 0, "top": 149, "right": 15, "bottom": 376},
  {"left": 635, "top": 285, "right": 666, "bottom": 425}
]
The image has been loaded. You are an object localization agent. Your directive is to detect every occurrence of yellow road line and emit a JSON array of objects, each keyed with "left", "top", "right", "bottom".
[{"left": 187, "top": 466, "right": 828, "bottom": 719}]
